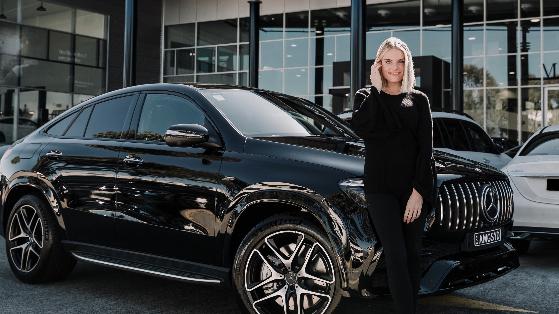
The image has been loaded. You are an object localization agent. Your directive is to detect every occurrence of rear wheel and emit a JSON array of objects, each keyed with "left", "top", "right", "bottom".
[
  {"left": 233, "top": 215, "right": 342, "bottom": 314},
  {"left": 5, "top": 194, "right": 75, "bottom": 283}
]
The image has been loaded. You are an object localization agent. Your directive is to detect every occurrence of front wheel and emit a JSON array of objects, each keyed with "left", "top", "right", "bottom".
[{"left": 233, "top": 215, "right": 342, "bottom": 314}]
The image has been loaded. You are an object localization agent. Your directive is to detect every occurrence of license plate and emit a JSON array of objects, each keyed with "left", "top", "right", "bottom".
[{"left": 474, "top": 228, "right": 501, "bottom": 247}]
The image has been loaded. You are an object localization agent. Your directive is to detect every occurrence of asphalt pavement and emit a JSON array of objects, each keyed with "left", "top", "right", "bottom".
[{"left": 0, "top": 240, "right": 557, "bottom": 313}]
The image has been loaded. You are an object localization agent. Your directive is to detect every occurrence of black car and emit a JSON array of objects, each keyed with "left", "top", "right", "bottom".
[{"left": 0, "top": 84, "right": 518, "bottom": 313}]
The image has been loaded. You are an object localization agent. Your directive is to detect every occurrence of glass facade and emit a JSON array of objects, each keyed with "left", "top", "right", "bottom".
[
  {"left": 162, "top": 0, "right": 559, "bottom": 144},
  {"left": 0, "top": 0, "right": 107, "bottom": 144}
]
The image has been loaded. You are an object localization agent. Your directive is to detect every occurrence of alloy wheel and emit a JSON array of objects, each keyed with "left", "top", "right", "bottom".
[{"left": 7, "top": 204, "right": 44, "bottom": 272}]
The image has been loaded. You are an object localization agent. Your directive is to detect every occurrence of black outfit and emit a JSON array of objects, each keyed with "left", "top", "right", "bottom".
[{"left": 351, "top": 86, "right": 434, "bottom": 314}]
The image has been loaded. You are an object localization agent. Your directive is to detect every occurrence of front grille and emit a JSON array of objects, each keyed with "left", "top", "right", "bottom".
[{"left": 435, "top": 179, "right": 513, "bottom": 231}]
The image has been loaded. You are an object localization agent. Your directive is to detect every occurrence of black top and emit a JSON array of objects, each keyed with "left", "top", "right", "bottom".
[{"left": 351, "top": 86, "right": 434, "bottom": 205}]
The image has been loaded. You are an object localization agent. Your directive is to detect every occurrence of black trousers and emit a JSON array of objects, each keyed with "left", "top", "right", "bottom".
[{"left": 366, "top": 192, "right": 427, "bottom": 314}]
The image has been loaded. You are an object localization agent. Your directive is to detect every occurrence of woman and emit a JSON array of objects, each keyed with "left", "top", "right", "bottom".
[{"left": 351, "top": 37, "right": 434, "bottom": 314}]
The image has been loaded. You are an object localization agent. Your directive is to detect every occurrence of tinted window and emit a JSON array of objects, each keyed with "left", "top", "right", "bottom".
[
  {"left": 440, "top": 119, "right": 469, "bottom": 151},
  {"left": 136, "top": 94, "right": 205, "bottom": 142},
  {"left": 433, "top": 119, "right": 446, "bottom": 148},
  {"left": 46, "top": 111, "right": 78, "bottom": 136},
  {"left": 462, "top": 122, "right": 494, "bottom": 153},
  {"left": 524, "top": 136, "right": 559, "bottom": 156},
  {"left": 65, "top": 105, "right": 93, "bottom": 137},
  {"left": 84, "top": 95, "right": 134, "bottom": 139}
]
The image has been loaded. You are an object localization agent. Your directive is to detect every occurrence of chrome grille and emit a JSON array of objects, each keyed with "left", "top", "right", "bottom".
[{"left": 435, "top": 179, "right": 514, "bottom": 231}]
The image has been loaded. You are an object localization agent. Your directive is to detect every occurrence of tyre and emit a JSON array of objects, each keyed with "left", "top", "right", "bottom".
[
  {"left": 233, "top": 215, "right": 342, "bottom": 314},
  {"left": 510, "top": 239, "right": 531, "bottom": 254},
  {"left": 5, "top": 194, "right": 75, "bottom": 283}
]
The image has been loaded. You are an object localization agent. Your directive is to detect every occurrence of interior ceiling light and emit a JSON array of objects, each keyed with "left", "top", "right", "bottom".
[
  {"left": 377, "top": 9, "right": 390, "bottom": 17},
  {"left": 0, "top": 0, "right": 6, "bottom": 19},
  {"left": 467, "top": 5, "right": 481, "bottom": 14},
  {"left": 37, "top": 1, "right": 47, "bottom": 12}
]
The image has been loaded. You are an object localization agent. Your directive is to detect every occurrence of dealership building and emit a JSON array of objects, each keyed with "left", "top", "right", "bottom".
[{"left": 0, "top": 0, "right": 558, "bottom": 145}]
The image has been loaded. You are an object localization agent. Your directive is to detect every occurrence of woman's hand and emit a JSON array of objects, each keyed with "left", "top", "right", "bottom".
[
  {"left": 404, "top": 188, "right": 423, "bottom": 224},
  {"left": 370, "top": 59, "right": 382, "bottom": 91}
]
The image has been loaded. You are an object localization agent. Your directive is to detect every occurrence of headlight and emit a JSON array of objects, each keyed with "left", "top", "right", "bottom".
[{"left": 338, "top": 178, "right": 367, "bottom": 208}]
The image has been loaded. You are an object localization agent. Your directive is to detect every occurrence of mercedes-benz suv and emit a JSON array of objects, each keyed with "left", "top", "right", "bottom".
[{"left": 0, "top": 84, "right": 518, "bottom": 313}]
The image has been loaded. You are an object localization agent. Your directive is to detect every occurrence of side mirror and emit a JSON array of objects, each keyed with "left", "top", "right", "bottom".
[{"left": 164, "top": 124, "right": 209, "bottom": 147}]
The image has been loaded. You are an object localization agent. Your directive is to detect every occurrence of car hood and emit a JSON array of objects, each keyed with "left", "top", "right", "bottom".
[{"left": 246, "top": 136, "right": 505, "bottom": 178}]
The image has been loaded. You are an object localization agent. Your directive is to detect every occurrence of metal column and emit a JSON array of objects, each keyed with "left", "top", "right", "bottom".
[
  {"left": 350, "top": 0, "right": 366, "bottom": 105},
  {"left": 123, "top": 0, "right": 136, "bottom": 87},
  {"left": 451, "top": 0, "right": 464, "bottom": 112},
  {"left": 248, "top": 0, "right": 261, "bottom": 88}
]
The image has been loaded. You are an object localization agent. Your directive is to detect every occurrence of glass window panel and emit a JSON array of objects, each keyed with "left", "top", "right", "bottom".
[
  {"left": 312, "top": 95, "right": 333, "bottom": 112},
  {"left": 239, "top": 44, "right": 249, "bottom": 71},
  {"left": 366, "top": 31, "right": 391, "bottom": 60},
  {"left": 526, "top": 137, "right": 559, "bottom": 155},
  {"left": 464, "top": 25, "right": 483, "bottom": 57},
  {"left": 21, "top": 0, "right": 72, "bottom": 32},
  {"left": 0, "top": 0, "right": 18, "bottom": 22},
  {"left": 519, "top": 53, "right": 541, "bottom": 85},
  {"left": 99, "top": 40, "right": 106, "bottom": 68},
  {"left": 163, "top": 75, "right": 194, "bottom": 83},
  {"left": 165, "top": 23, "right": 195, "bottom": 48},
  {"left": 285, "top": 11, "right": 309, "bottom": 39},
  {"left": 423, "top": 0, "right": 451, "bottom": 27},
  {"left": 196, "top": 73, "right": 236, "bottom": 84},
  {"left": 311, "top": 7, "right": 350, "bottom": 36},
  {"left": 439, "top": 118, "right": 470, "bottom": 150},
  {"left": 543, "top": 18, "right": 559, "bottom": 52},
  {"left": 49, "top": 31, "right": 72, "bottom": 63},
  {"left": 239, "top": 17, "right": 249, "bottom": 42},
  {"left": 284, "top": 68, "right": 308, "bottom": 96},
  {"left": 17, "top": 90, "right": 38, "bottom": 123},
  {"left": 486, "top": 88, "right": 518, "bottom": 141},
  {"left": 487, "top": 0, "right": 517, "bottom": 21},
  {"left": 543, "top": 52, "right": 559, "bottom": 85},
  {"left": 486, "top": 21, "right": 517, "bottom": 55},
  {"left": 0, "top": 54, "right": 18, "bottom": 86},
  {"left": 73, "top": 94, "right": 93, "bottom": 105},
  {"left": 65, "top": 105, "right": 92, "bottom": 138},
  {"left": 543, "top": 0, "right": 559, "bottom": 16},
  {"left": 21, "top": 26, "right": 47, "bottom": 59},
  {"left": 422, "top": 27, "right": 451, "bottom": 59},
  {"left": 546, "top": 88, "right": 559, "bottom": 126},
  {"left": 285, "top": 38, "right": 308, "bottom": 68},
  {"left": 486, "top": 55, "right": 517, "bottom": 87},
  {"left": 196, "top": 47, "right": 216, "bottom": 73},
  {"left": 259, "top": 70, "right": 282, "bottom": 93},
  {"left": 198, "top": 19, "right": 237, "bottom": 46},
  {"left": 464, "top": 57, "right": 484, "bottom": 88},
  {"left": 392, "top": 29, "right": 419, "bottom": 56},
  {"left": 47, "top": 110, "right": 78, "bottom": 136},
  {"left": 520, "top": 0, "right": 540, "bottom": 18},
  {"left": 520, "top": 87, "right": 542, "bottom": 141},
  {"left": 0, "top": 21, "right": 20, "bottom": 55},
  {"left": 260, "top": 40, "right": 283, "bottom": 69},
  {"left": 463, "top": 89, "right": 484, "bottom": 124},
  {"left": 217, "top": 45, "right": 237, "bottom": 72},
  {"left": 76, "top": 9, "right": 106, "bottom": 39},
  {"left": 462, "top": 121, "right": 495, "bottom": 153},
  {"left": 75, "top": 35, "right": 98, "bottom": 66},
  {"left": 163, "top": 50, "right": 175, "bottom": 76},
  {"left": 137, "top": 94, "right": 205, "bottom": 142},
  {"left": 176, "top": 48, "right": 195, "bottom": 75},
  {"left": 367, "top": 1, "right": 420, "bottom": 30},
  {"left": 464, "top": 0, "right": 483, "bottom": 23},
  {"left": 85, "top": 95, "right": 134, "bottom": 139},
  {"left": 518, "top": 19, "right": 541, "bottom": 53},
  {"left": 260, "top": 14, "right": 283, "bottom": 41},
  {"left": 309, "top": 66, "right": 333, "bottom": 95},
  {"left": 20, "top": 58, "right": 71, "bottom": 92},
  {"left": 335, "top": 35, "right": 350, "bottom": 61},
  {"left": 74, "top": 66, "right": 105, "bottom": 95},
  {"left": 310, "top": 36, "right": 335, "bottom": 67},
  {"left": 238, "top": 71, "right": 248, "bottom": 86},
  {"left": 45, "top": 91, "right": 72, "bottom": 120}
]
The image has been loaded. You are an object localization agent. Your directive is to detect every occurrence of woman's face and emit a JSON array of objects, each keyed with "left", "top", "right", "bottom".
[{"left": 379, "top": 48, "right": 405, "bottom": 84}]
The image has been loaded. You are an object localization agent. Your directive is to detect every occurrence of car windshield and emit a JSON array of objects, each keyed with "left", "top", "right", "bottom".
[{"left": 200, "top": 88, "right": 358, "bottom": 139}]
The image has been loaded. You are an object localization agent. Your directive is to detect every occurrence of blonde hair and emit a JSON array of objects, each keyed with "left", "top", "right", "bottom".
[{"left": 374, "top": 37, "right": 415, "bottom": 93}]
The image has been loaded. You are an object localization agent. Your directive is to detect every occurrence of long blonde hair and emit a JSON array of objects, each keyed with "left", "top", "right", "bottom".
[{"left": 373, "top": 37, "right": 415, "bottom": 93}]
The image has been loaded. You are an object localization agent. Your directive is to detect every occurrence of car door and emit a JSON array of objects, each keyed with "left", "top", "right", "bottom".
[
  {"left": 461, "top": 121, "right": 512, "bottom": 169},
  {"left": 37, "top": 94, "right": 137, "bottom": 246},
  {"left": 113, "top": 92, "right": 224, "bottom": 265}
]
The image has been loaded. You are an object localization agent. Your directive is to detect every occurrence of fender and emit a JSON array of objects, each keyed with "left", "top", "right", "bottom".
[{"left": 220, "top": 182, "right": 350, "bottom": 289}]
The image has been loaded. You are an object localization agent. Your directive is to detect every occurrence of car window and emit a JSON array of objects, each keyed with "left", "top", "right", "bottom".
[
  {"left": 523, "top": 135, "right": 559, "bottom": 156},
  {"left": 439, "top": 118, "right": 470, "bottom": 151},
  {"left": 46, "top": 111, "right": 78, "bottom": 136},
  {"left": 84, "top": 95, "right": 134, "bottom": 139},
  {"left": 462, "top": 121, "right": 494, "bottom": 153},
  {"left": 433, "top": 119, "right": 446, "bottom": 148},
  {"left": 136, "top": 93, "right": 206, "bottom": 142},
  {"left": 64, "top": 106, "right": 93, "bottom": 138}
]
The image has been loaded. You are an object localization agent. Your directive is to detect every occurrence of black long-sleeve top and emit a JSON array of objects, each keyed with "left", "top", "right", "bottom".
[{"left": 351, "top": 86, "right": 434, "bottom": 205}]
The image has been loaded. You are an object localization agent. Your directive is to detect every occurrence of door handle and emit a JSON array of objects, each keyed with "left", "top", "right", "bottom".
[
  {"left": 123, "top": 154, "right": 143, "bottom": 165},
  {"left": 45, "top": 150, "right": 62, "bottom": 158}
]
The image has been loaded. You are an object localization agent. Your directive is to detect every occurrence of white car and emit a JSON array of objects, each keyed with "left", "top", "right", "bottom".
[
  {"left": 502, "top": 124, "right": 559, "bottom": 252},
  {"left": 338, "top": 110, "right": 512, "bottom": 169}
]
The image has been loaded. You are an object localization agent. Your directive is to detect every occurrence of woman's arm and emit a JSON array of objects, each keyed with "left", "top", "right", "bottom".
[{"left": 412, "top": 93, "right": 434, "bottom": 204}]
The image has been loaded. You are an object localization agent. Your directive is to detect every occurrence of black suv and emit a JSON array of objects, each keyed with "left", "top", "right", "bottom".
[{"left": 0, "top": 84, "right": 518, "bottom": 313}]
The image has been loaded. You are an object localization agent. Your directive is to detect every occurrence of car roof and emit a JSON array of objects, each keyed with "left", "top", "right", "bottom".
[
  {"left": 541, "top": 124, "right": 559, "bottom": 134},
  {"left": 431, "top": 111, "right": 476, "bottom": 123}
]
